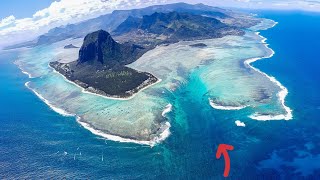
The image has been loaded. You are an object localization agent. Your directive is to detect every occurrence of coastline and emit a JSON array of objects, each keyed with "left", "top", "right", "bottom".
[
  {"left": 14, "top": 60, "right": 35, "bottom": 78},
  {"left": 76, "top": 102, "right": 172, "bottom": 147},
  {"left": 207, "top": 20, "right": 292, "bottom": 121},
  {"left": 244, "top": 26, "right": 293, "bottom": 121},
  {"left": 25, "top": 80, "right": 172, "bottom": 147},
  {"left": 50, "top": 65, "right": 162, "bottom": 101},
  {"left": 17, "top": 49, "right": 170, "bottom": 147},
  {"left": 25, "top": 81, "right": 75, "bottom": 117},
  {"left": 76, "top": 117, "right": 171, "bottom": 147}
]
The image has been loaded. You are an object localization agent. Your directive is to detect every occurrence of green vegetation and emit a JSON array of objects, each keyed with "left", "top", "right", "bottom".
[
  {"left": 76, "top": 67, "right": 152, "bottom": 96},
  {"left": 105, "top": 70, "right": 133, "bottom": 79},
  {"left": 50, "top": 61, "right": 157, "bottom": 97}
]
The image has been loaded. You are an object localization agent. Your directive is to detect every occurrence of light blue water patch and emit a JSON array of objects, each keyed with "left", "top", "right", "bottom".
[
  {"left": 130, "top": 20, "right": 291, "bottom": 121},
  {"left": 15, "top": 40, "right": 171, "bottom": 145}
]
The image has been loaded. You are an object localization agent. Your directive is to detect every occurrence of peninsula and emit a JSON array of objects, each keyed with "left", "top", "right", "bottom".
[
  {"left": 50, "top": 11, "right": 248, "bottom": 99},
  {"left": 50, "top": 30, "right": 158, "bottom": 98}
]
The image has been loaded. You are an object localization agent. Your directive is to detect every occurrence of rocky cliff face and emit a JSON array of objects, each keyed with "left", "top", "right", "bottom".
[
  {"left": 78, "top": 30, "right": 145, "bottom": 67},
  {"left": 50, "top": 30, "right": 157, "bottom": 98},
  {"left": 79, "top": 30, "right": 119, "bottom": 64}
]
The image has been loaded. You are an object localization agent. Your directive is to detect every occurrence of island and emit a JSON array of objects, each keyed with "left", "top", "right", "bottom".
[
  {"left": 50, "top": 11, "right": 247, "bottom": 99},
  {"left": 189, "top": 43, "right": 208, "bottom": 48}
]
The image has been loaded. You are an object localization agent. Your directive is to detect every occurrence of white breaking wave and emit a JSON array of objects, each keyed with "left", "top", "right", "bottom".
[
  {"left": 207, "top": 21, "right": 292, "bottom": 120},
  {"left": 76, "top": 116, "right": 171, "bottom": 147},
  {"left": 14, "top": 60, "right": 35, "bottom": 78},
  {"left": 235, "top": 120, "right": 246, "bottom": 127},
  {"left": 162, "top": 104, "right": 173, "bottom": 117},
  {"left": 270, "top": 21, "right": 279, "bottom": 29},
  {"left": 25, "top": 81, "right": 75, "bottom": 117},
  {"left": 249, "top": 113, "right": 291, "bottom": 121},
  {"left": 25, "top": 80, "right": 171, "bottom": 147},
  {"left": 21, "top": 70, "right": 33, "bottom": 78},
  {"left": 209, "top": 99, "right": 247, "bottom": 110}
]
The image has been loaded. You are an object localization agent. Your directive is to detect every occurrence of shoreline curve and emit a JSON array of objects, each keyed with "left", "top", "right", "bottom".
[{"left": 245, "top": 24, "right": 293, "bottom": 120}]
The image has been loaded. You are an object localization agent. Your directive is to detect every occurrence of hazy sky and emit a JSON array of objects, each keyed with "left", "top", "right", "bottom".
[
  {"left": 202, "top": 0, "right": 320, "bottom": 11},
  {"left": 0, "top": 0, "right": 54, "bottom": 20},
  {"left": 0, "top": 0, "right": 319, "bottom": 49}
]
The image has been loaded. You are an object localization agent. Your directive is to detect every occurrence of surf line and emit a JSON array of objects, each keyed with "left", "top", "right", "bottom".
[
  {"left": 245, "top": 22, "right": 293, "bottom": 121},
  {"left": 76, "top": 104, "right": 172, "bottom": 147},
  {"left": 209, "top": 99, "right": 248, "bottom": 110},
  {"left": 25, "top": 81, "right": 75, "bottom": 117},
  {"left": 25, "top": 80, "right": 172, "bottom": 147}
]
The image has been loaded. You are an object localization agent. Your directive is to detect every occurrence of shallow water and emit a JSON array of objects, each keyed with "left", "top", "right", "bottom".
[
  {"left": 15, "top": 39, "right": 171, "bottom": 145},
  {"left": 130, "top": 19, "right": 290, "bottom": 120}
]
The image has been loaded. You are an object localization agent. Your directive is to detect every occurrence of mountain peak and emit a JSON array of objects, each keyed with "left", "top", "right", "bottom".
[
  {"left": 82, "top": 30, "right": 113, "bottom": 46},
  {"left": 78, "top": 30, "right": 145, "bottom": 67},
  {"left": 78, "top": 30, "right": 118, "bottom": 64}
]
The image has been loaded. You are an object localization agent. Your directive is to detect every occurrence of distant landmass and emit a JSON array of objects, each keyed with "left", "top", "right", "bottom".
[
  {"left": 64, "top": 44, "right": 78, "bottom": 49},
  {"left": 189, "top": 43, "right": 208, "bottom": 48},
  {"left": 4, "top": 3, "right": 260, "bottom": 50},
  {"left": 114, "top": 11, "right": 244, "bottom": 46}
]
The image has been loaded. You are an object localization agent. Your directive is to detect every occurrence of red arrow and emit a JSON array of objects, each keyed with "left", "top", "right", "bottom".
[{"left": 216, "top": 144, "right": 234, "bottom": 177}]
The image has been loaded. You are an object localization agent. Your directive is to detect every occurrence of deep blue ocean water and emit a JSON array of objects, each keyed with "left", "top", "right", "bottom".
[{"left": 0, "top": 11, "right": 319, "bottom": 179}]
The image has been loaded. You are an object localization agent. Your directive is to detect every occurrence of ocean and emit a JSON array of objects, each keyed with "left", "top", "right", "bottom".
[{"left": 0, "top": 11, "right": 319, "bottom": 179}]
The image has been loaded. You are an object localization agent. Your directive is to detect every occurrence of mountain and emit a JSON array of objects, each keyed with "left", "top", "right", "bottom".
[
  {"left": 114, "top": 11, "right": 244, "bottom": 45},
  {"left": 49, "top": 30, "right": 157, "bottom": 98},
  {"left": 78, "top": 30, "right": 145, "bottom": 67},
  {"left": 5, "top": 3, "right": 260, "bottom": 49},
  {"left": 64, "top": 44, "right": 78, "bottom": 49}
]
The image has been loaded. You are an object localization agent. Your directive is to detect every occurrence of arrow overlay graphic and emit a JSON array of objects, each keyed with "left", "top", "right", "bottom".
[{"left": 216, "top": 144, "right": 234, "bottom": 177}]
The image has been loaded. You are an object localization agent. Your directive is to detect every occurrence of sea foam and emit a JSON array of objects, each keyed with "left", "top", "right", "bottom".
[
  {"left": 14, "top": 61, "right": 35, "bottom": 78},
  {"left": 26, "top": 79, "right": 172, "bottom": 147},
  {"left": 209, "top": 99, "right": 247, "bottom": 110},
  {"left": 235, "top": 120, "right": 246, "bottom": 127},
  {"left": 162, "top": 104, "right": 173, "bottom": 117},
  {"left": 25, "top": 81, "right": 75, "bottom": 117},
  {"left": 26, "top": 80, "right": 171, "bottom": 147},
  {"left": 245, "top": 29, "right": 293, "bottom": 121}
]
